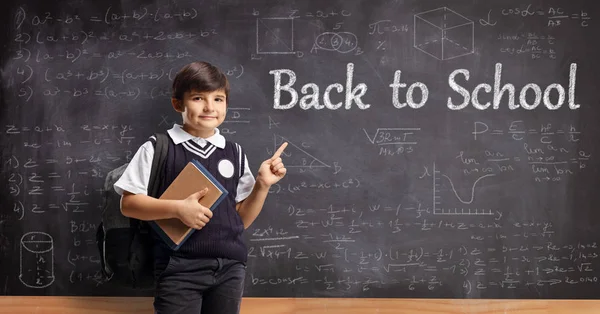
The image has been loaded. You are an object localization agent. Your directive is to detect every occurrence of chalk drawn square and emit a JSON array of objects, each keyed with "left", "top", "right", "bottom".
[
  {"left": 256, "top": 18, "right": 295, "bottom": 54},
  {"left": 414, "top": 7, "right": 474, "bottom": 60}
]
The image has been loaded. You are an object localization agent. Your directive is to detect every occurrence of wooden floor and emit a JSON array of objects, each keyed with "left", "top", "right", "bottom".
[{"left": 0, "top": 297, "right": 599, "bottom": 313}]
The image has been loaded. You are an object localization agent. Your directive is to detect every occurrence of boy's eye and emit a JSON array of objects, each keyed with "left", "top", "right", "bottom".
[{"left": 215, "top": 98, "right": 224, "bottom": 102}]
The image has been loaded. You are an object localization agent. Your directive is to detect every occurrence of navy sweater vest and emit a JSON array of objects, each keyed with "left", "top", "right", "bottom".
[{"left": 152, "top": 136, "right": 248, "bottom": 263}]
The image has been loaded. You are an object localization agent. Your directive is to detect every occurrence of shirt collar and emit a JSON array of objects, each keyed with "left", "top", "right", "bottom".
[{"left": 167, "top": 124, "right": 225, "bottom": 149}]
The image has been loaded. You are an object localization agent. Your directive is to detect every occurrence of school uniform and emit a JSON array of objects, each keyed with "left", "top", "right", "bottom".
[{"left": 114, "top": 124, "right": 255, "bottom": 314}]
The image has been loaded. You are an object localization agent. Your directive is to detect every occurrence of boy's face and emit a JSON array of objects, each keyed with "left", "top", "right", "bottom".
[{"left": 172, "top": 89, "right": 227, "bottom": 138}]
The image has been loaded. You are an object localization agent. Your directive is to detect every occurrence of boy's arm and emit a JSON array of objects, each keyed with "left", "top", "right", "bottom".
[
  {"left": 120, "top": 189, "right": 209, "bottom": 224},
  {"left": 237, "top": 143, "right": 288, "bottom": 229},
  {"left": 114, "top": 141, "right": 174, "bottom": 220},
  {"left": 114, "top": 140, "right": 211, "bottom": 229},
  {"left": 120, "top": 192, "right": 181, "bottom": 221},
  {"left": 236, "top": 184, "right": 269, "bottom": 229}
]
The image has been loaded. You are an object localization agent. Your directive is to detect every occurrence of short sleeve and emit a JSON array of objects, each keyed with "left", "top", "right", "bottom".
[
  {"left": 236, "top": 153, "right": 255, "bottom": 203},
  {"left": 113, "top": 141, "right": 154, "bottom": 196}
]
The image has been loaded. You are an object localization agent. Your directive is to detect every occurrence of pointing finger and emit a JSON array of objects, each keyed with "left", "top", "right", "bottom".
[{"left": 272, "top": 142, "right": 288, "bottom": 160}]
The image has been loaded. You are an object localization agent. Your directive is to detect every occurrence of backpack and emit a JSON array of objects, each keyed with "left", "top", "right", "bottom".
[{"left": 96, "top": 133, "right": 169, "bottom": 289}]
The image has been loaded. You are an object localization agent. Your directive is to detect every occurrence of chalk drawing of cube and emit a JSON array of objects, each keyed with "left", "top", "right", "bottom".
[
  {"left": 256, "top": 18, "right": 295, "bottom": 54},
  {"left": 414, "top": 7, "right": 474, "bottom": 60}
]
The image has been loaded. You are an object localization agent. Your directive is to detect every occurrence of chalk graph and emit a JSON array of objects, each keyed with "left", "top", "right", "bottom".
[{"left": 432, "top": 162, "right": 495, "bottom": 216}]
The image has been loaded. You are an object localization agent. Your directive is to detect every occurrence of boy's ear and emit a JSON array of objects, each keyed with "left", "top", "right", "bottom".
[{"left": 171, "top": 98, "right": 183, "bottom": 112}]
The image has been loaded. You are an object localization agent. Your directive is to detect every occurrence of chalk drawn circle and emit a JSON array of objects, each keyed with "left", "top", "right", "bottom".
[
  {"left": 218, "top": 159, "right": 235, "bottom": 178},
  {"left": 21, "top": 232, "right": 53, "bottom": 254},
  {"left": 314, "top": 32, "right": 358, "bottom": 53}
]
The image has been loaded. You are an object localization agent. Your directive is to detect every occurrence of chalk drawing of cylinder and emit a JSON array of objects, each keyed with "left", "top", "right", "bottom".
[{"left": 19, "top": 232, "right": 55, "bottom": 288}]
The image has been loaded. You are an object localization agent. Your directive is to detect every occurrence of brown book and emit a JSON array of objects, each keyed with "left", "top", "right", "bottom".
[{"left": 148, "top": 159, "right": 228, "bottom": 250}]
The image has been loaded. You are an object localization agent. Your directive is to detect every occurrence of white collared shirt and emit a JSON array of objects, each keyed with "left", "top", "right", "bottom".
[
  {"left": 167, "top": 123, "right": 227, "bottom": 148},
  {"left": 114, "top": 124, "right": 255, "bottom": 203}
]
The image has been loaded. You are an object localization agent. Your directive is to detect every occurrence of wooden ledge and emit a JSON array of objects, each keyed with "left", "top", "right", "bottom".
[{"left": 0, "top": 297, "right": 599, "bottom": 313}]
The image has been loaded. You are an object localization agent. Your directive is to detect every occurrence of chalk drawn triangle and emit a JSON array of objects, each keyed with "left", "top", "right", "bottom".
[{"left": 274, "top": 134, "right": 330, "bottom": 168}]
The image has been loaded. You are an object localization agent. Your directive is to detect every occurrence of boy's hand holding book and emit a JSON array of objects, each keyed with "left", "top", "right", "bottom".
[
  {"left": 177, "top": 187, "right": 213, "bottom": 230},
  {"left": 150, "top": 159, "right": 229, "bottom": 250}
]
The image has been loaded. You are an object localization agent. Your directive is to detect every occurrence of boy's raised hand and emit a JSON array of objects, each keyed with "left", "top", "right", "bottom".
[{"left": 256, "top": 142, "right": 288, "bottom": 188}]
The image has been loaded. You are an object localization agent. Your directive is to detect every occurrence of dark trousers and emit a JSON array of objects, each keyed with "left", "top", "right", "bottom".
[{"left": 153, "top": 255, "right": 246, "bottom": 314}]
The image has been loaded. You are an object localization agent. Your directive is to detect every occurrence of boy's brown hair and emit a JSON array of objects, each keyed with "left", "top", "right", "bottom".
[{"left": 171, "top": 61, "right": 230, "bottom": 101}]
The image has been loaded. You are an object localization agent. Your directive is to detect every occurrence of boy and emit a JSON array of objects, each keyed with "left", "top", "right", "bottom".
[{"left": 113, "top": 61, "right": 287, "bottom": 314}]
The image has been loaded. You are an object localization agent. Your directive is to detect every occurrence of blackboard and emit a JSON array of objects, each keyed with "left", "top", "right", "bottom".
[{"left": 1, "top": 0, "right": 599, "bottom": 299}]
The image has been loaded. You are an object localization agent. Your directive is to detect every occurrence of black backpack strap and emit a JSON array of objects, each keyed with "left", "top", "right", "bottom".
[
  {"left": 148, "top": 133, "right": 169, "bottom": 198},
  {"left": 131, "top": 133, "right": 169, "bottom": 230}
]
